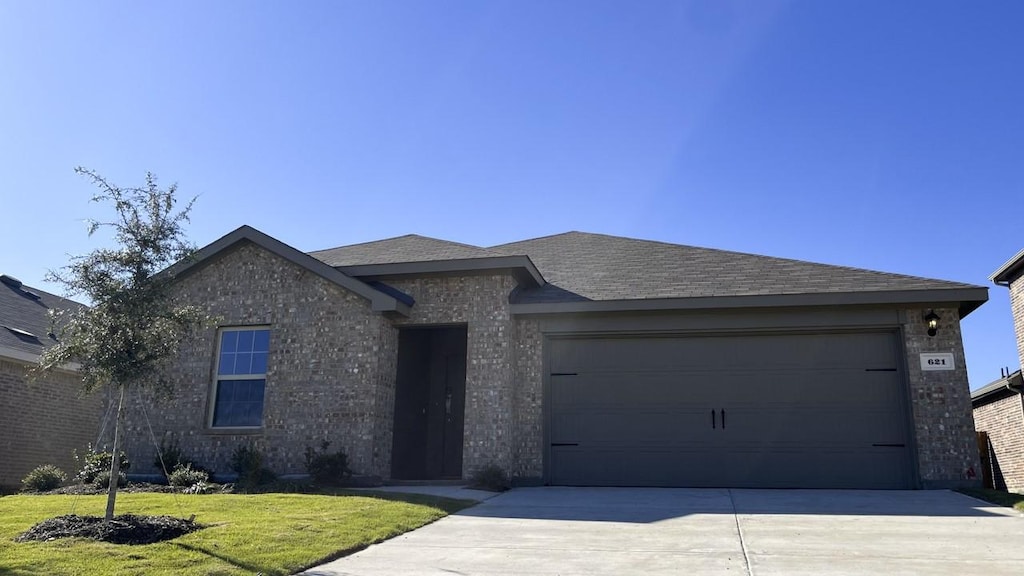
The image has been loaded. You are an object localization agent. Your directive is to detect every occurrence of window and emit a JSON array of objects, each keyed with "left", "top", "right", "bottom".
[{"left": 211, "top": 327, "right": 270, "bottom": 428}]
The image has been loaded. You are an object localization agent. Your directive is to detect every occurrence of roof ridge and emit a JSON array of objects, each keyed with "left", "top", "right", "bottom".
[{"left": 310, "top": 233, "right": 488, "bottom": 255}]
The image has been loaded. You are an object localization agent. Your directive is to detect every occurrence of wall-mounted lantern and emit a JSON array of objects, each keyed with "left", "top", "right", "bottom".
[{"left": 924, "top": 310, "right": 940, "bottom": 337}]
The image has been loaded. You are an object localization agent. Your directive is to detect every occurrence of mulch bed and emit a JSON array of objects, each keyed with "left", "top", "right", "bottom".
[{"left": 14, "top": 514, "right": 203, "bottom": 545}]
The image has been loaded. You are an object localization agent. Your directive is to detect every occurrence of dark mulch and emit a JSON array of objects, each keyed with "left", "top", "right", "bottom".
[{"left": 14, "top": 514, "right": 203, "bottom": 545}]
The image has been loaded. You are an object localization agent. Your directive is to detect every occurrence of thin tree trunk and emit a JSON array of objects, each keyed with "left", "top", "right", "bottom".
[{"left": 104, "top": 385, "right": 125, "bottom": 522}]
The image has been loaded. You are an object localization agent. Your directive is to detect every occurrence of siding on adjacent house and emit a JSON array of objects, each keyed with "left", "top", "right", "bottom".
[
  {"left": 1011, "top": 269, "right": 1024, "bottom": 369},
  {"left": 0, "top": 358, "right": 103, "bottom": 490},
  {"left": 974, "top": 393, "right": 1024, "bottom": 492}
]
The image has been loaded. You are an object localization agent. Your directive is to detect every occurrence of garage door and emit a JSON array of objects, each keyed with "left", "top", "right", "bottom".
[{"left": 548, "top": 332, "right": 911, "bottom": 489}]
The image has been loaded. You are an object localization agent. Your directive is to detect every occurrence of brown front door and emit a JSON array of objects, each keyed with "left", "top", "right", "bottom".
[{"left": 391, "top": 326, "right": 467, "bottom": 480}]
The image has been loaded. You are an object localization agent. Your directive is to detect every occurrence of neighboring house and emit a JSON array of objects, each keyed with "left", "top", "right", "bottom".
[
  {"left": 121, "top": 226, "right": 987, "bottom": 489},
  {"left": 0, "top": 274, "right": 101, "bottom": 491},
  {"left": 972, "top": 250, "right": 1024, "bottom": 493}
]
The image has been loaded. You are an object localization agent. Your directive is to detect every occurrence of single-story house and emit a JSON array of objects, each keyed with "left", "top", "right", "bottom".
[
  {"left": 0, "top": 274, "right": 101, "bottom": 491},
  {"left": 972, "top": 250, "right": 1024, "bottom": 493},
  {"left": 122, "top": 226, "right": 987, "bottom": 489}
]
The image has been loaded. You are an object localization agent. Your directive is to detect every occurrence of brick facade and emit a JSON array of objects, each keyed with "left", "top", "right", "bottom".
[
  {"left": 973, "top": 393, "right": 1024, "bottom": 492},
  {"left": 119, "top": 240, "right": 981, "bottom": 489},
  {"left": 121, "top": 242, "right": 396, "bottom": 478},
  {"left": 386, "top": 275, "right": 519, "bottom": 477},
  {"left": 902, "top": 307, "right": 981, "bottom": 488},
  {"left": 0, "top": 359, "right": 103, "bottom": 490},
  {"left": 1011, "top": 273, "right": 1024, "bottom": 369}
]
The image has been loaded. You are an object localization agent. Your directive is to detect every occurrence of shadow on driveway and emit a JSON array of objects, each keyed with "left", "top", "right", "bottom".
[{"left": 454, "top": 487, "right": 1016, "bottom": 523}]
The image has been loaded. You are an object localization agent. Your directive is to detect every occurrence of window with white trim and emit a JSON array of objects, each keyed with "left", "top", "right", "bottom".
[{"left": 211, "top": 327, "right": 270, "bottom": 428}]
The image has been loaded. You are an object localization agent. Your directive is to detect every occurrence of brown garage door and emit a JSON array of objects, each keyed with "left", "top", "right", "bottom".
[{"left": 547, "top": 332, "right": 912, "bottom": 488}]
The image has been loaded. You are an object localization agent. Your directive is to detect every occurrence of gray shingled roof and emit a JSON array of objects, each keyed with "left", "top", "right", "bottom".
[
  {"left": 307, "top": 231, "right": 982, "bottom": 306},
  {"left": 489, "top": 232, "right": 982, "bottom": 303},
  {"left": 310, "top": 234, "right": 498, "bottom": 266},
  {"left": 0, "top": 275, "right": 83, "bottom": 360}
]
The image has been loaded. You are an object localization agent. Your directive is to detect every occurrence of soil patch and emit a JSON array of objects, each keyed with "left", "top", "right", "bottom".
[{"left": 14, "top": 514, "right": 203, "bottom": 545}]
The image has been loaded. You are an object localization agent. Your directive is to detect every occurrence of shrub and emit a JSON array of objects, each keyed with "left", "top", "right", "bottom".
[
  {"left": 21, "top": 465, "right": 66, "bottom": 492},
  {"left": 153, "top": 438, "right": 185, "bottom": 475},
  {"left": 470, "top": 463, "right": 510, "bottom": 492},
  {"left": 230, "top": 444, "right": 276, "bottom": 490},
  {"left": 304, "top": 441, "right": 351, "bottom": 486},
  {"left": 153, "top": 439, "right": 208, "bottom": 481},
  {"left": 168, "top": 463, "right": 209, "bottom": 488},
  {"left": 91, "top": 469, "right": 128, "bottom": 489},
  {"left": 74, "top": 447, "right": 130, "bottom": 485}
]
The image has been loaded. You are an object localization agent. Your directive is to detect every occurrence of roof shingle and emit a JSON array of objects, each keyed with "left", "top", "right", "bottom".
[
  {"left": 489, "top": 232, "right": 982, "bottom": 303},
  {"left": 0, "top": 275, "right": 83, "bottom": 359},
  {"left": 310, "top": 234, "right": 498, "bottom": 267}
]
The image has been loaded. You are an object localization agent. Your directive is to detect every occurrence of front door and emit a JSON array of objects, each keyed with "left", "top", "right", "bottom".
[{"left": 391, "top": 326, "right": 467, "bottom": 480}]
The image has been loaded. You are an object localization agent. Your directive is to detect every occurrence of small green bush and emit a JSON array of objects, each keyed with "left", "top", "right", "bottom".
[
  {"left": 153, "top": 439, "right": 208, "bottom": 481},
  {"left": 21, "top": 465, "right": 66, "bottom": 492},
  {"left": 230, "top": 444, "right": 276, "bottom": 490},
  {"left": 304, "top": 441, "right": 351, "bottom": 486},
  {"left": 168, "top": 463, "right": 209, "bottom": 488},
  {"left": 74, "top": 447, "right": 130, "bottom": 484},
  {"left": 470, "top": 463, "right": 510, "bottom": 492},
  {"left": 91, "top": 469, "right": 128, "bottom": 489},
  {"left": 153, "top": 438, "right": 185, "bottom": 474}
]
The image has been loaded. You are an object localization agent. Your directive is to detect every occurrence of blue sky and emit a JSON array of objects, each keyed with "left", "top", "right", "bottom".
[{"left": 1, "top": 1, "right": 1021, "bottom": 389}]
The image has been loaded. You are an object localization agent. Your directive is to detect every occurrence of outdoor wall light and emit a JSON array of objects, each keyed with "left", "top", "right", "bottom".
[{"left": 924, "top": 310, "right": 940, "bottom": 337}]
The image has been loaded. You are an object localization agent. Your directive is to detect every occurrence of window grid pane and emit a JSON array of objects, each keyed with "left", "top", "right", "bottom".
[
  {"left": 212, "top": 379, "right": 265, "bottom": 427},
  {"left": 213, "top": 328, "right": 270, "bottom": 428}
]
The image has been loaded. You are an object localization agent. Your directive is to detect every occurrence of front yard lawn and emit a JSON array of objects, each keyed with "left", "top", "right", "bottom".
[
  {"left": 0, "top": 491, "right": 471, "bottom": 575},
  {"left": 956, "top": 487, "right": 1024, "bottom": 512}
]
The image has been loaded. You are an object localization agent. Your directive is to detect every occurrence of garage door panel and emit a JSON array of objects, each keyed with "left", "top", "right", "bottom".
[
  {"left": 548, "top": 333, "right": 898, "bottom": 374},
  {"left": 721, "top": 410, "right": 906, "bottom": 445},
  {"left": 547, "top": 332, "right": 911, "bottom": 489},
  {"left": 550, "top": 373, "right": 722, "bottom": 406},
  {"left": 552, "top": 410, "right": 713, "bottom": 444}
]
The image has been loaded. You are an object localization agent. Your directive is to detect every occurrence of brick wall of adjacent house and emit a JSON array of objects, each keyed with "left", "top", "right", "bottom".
[
  {"left": 901, "top": 306, "right": 981, "bottom": 488},
  {"left": 120, "top": 241, "right": 396, "bottom": 479},
  {"left": 1010, "top": 274, "right": 1024, "bottom": 369},
  {"left": 0, "top": 359, "right": 103, "bottom": 490},
  {"left": 386, "top": 275, "right": 519, "bottom": 478},
  {"left": 973, "top": 394, "right": 1024, "bottom": 492}
]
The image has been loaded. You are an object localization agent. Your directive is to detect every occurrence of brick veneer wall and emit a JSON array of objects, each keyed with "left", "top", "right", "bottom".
[
  {"left": 386, "top": 275, "right": 519, "bottom": 478},
  {"left": 120, "top": 242, "right": 396, "bottom": 478},
  {"left": 512, "top": 318, "right": 543, "bottom": 480},
  {"left": 902, "top": 306, "right": 981, "bottom": 488},
  {"left": 1010, "top": 273, "right": 1024, "bottom": 369},
  {"left": 0, "top": 359, "right": 103, "bottom": 490},
  {"left": 973, "top": 394, "right": 1024, "bottom": 492}
]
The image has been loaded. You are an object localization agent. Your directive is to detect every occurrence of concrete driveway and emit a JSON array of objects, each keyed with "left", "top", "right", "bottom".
[{"left": 301, "top": 487, "right": 1024, "bottom": 575}]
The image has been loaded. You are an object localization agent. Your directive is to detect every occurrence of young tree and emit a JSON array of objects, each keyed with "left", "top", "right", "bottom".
[{"left": 37, "top": 167, "right": 210, "bottom": 521}]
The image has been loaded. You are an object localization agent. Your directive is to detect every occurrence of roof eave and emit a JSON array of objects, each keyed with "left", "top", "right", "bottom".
[
  {"left": 338, "top": 255, "right": 546, "bottom": 287},
  {"left": 990, "top": 249, "right": 1024, "bottom": 285},
  {"left": 971, "top": 370, "right": 1024, "bottom": 406},
  {"left": 0, "top": 344, "right": 81, "bottom": 372},
  {"left": 510, "top": 287, "right": 989, "bottom": 317},
  {"left": 162, "top": 225, "right": 410, "bottom": 317}
]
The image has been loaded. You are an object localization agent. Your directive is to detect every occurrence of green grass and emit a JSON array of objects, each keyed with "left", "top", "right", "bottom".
[
  {"left": 956, "top": 487, "right": 1024, "bottom": 512},
  {"left": 0, "top": 491, "right": 472, "bottom": 576}
]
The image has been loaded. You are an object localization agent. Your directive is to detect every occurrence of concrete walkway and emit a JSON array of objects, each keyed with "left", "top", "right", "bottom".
[{"left": 300, "top": 487, "right": 1024, "bottom": 576}]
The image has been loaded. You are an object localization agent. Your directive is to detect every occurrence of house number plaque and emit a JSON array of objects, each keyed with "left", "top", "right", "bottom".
[{"left": 920, "top": 353, "right": 955, "bottom": 371}]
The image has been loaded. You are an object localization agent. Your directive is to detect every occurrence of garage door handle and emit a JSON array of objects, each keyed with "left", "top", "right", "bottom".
[
  {"left": 551, "top": 442, "right": 579, "bottom": 447},
  {"left": 721, "top": 409, "right": 726, "bottom": 430},
  {"left": 711, "top": 409, "right": 716, "bottom": 429},
  {"left": 872, "top": 443, "right": 905, "bottom": 448}
]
